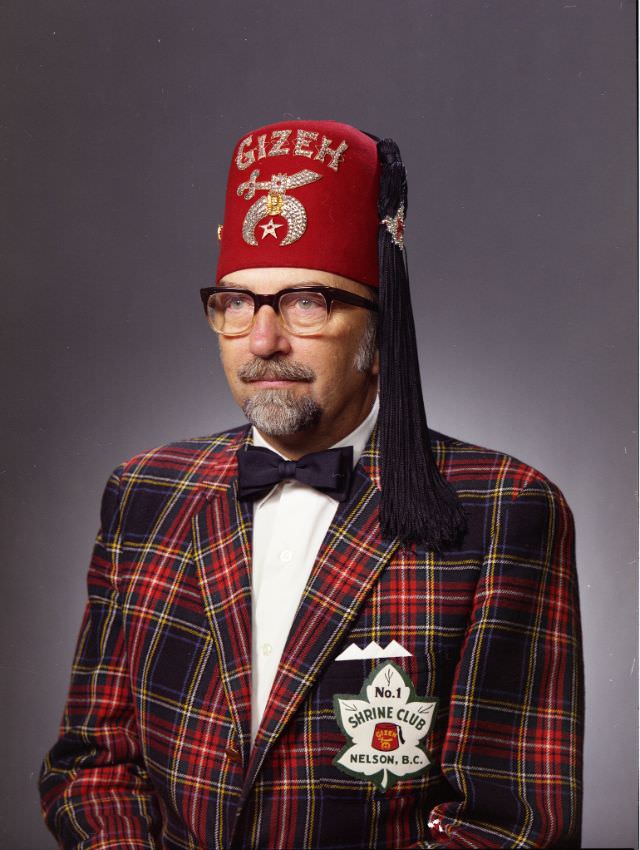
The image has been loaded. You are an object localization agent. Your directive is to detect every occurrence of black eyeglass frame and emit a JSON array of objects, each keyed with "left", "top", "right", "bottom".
[{"left": 199, "top": 285, "right": 378, "bottom": 336}]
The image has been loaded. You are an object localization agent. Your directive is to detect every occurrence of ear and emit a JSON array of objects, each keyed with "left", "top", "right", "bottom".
[{"left": 372, "top": 348, "right": 380, "bottom": 376}]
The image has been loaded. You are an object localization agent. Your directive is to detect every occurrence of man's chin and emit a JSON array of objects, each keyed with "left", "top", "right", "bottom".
[{"left": 242, "top": 389, "right": 322, "bottom": 436}]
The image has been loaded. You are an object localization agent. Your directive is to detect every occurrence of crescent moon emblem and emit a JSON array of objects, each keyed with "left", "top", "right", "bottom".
[{"left": 242, "top": 195, "right": 309, "bottom": 247}]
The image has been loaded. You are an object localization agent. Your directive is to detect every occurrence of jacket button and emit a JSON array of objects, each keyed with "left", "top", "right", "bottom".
[{"left": 225, "top": 742, "right": 241, "bottom": 763}]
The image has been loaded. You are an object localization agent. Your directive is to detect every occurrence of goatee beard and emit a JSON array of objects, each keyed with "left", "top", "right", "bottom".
[
  {"left": 242, "top": 390, "right": 322, "bottom": 436},
  {"left": 238, "top": 357, "right": 321, "bottom": 436}
]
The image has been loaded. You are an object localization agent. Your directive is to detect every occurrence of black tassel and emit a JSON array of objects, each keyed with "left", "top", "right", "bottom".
[{"left": 375, "top": 137, "right": 467, "bottom": 547}]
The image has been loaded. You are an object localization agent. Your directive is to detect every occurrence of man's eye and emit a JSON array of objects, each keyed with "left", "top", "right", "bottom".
[
  {"left": 296, "top": 297, "right": 316, "bottom": 310},
  {"left": 287, "top": 294, "right": 324, "bottom": 310},
  {"left": 222, "top": 295, "right": 252, "bottom": 311}
]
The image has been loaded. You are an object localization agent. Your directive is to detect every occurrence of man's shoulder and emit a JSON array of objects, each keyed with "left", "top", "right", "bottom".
[
  {"left": 114, "top": 424, "right": 250, "bottom": 493},
  {"left": 96, "top": 425, "right": 251, "bottom": 535},
  {"left": 430, "top": 429, "right": 568, "bottom": 504}
]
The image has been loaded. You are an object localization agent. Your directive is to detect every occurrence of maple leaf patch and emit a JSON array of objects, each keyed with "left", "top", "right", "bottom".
[{"left": 332, "top": 661, "right": 438, "bottom": 791}]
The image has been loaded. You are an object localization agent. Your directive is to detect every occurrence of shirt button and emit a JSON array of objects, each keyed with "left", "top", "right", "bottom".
[
  {"left": 262, "top": 643, "right": 272, "bottom": 656},
  {"left": 280, "top": 550, "right": 292, "bottom": 563}
]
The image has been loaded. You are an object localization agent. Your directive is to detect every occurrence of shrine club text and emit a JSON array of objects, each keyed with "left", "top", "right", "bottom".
[{"left": 347, "top": 705, "right": 428, "bottom": 733}]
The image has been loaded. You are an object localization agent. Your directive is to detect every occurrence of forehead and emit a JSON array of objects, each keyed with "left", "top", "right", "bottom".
[{"left": 220, "top": 267, "right": 375, "bottom": 300}]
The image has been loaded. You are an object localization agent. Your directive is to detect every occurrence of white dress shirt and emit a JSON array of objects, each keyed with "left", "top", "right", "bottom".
[{"left": 250, "top": 396, "right": 379, "bottom": 743}]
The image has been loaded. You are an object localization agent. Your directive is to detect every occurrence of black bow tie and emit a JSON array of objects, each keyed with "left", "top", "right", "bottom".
[{"left": 237, "top": 444, "right": 354, "bottom": 502}]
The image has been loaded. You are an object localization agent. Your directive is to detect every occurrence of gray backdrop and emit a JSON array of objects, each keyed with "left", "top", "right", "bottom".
[{"left": 2, "top": 1, "right": 637, "bottom": 848}]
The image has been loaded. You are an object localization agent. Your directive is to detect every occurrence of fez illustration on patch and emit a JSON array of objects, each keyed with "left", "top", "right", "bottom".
[{"left": 332, "top": 662, "right": 437, "bottom": 791}]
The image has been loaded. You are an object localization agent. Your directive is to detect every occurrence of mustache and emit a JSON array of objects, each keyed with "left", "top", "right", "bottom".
[{"left": 237, "top": 357, "right": 316, "bottom": 383}]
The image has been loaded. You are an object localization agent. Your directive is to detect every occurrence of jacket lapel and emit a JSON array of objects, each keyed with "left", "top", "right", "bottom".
[
  {"left": 244, "top": 428, "right": 399, "bottom": 791},
  {"left": 191, "top": 431, "right": 254, "bottom": 767}
]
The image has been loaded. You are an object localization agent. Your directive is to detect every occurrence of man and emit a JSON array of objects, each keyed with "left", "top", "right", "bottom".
[{"left": 40, "top": 120, "right": 583, "bottom": 849}]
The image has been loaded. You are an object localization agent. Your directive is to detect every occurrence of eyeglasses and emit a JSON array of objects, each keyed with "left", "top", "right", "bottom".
[{"left": 199, "top": 285, "right": 378, "bottom": 336}]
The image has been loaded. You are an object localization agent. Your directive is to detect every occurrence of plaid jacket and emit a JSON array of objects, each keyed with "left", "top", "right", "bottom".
[{"left": 40, "top": 425, "right": 583, "bottom": 849}]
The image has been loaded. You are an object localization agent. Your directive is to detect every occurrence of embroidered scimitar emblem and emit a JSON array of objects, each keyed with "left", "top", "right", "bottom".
[
  {"left": 332, "top": 661, "right": 437, "bottom": 791},
  {"left": 237, "top": 169, "right": 322, "bottom": 246}
]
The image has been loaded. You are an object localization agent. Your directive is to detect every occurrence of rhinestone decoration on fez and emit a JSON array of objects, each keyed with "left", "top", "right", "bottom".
[
  {"left": 259, "top": 218, "right": 283, "bottom": 240},
  {"left": 382, "top": 203, "right": 405, "bottom": 249},
  {"left": 237, "top": 169, "right": 322, "bottom": 246}
]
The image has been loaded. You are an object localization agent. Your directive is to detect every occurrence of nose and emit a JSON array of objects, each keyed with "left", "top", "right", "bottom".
[{"left": 248, "top": 305, "right": 292, "bottom": 358}]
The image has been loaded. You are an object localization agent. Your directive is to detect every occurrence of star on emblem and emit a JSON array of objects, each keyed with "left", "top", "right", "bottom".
[
  {"left": 381, "top": 203, "right": 406, "bottom": 249},
  {"left": 259, "top": 218, "right": 283, "bottom": 240}
]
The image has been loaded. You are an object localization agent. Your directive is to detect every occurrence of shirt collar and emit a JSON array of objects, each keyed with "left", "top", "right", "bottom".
[{"left": 326, "top": 394, "right": 379, "bottom": 469}]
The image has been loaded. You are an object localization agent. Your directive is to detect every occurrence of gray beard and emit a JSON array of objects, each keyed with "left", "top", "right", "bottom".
[{"left": 242, "top": 390, "right": 322, "bottom": 436}]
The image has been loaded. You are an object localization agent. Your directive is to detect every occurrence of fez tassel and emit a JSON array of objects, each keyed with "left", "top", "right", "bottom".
[{"left": 375, "top": 137, "right": 467, "bottom": 547}]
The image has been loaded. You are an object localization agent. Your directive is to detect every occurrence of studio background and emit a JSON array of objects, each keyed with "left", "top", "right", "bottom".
[{"left": 2, "top": 1, "right": 637, "bottom": 848}]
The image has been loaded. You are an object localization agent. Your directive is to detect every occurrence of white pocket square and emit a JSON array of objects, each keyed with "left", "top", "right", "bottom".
[{"left": 335, "top": 640, "right": 412, "bottom": 661}]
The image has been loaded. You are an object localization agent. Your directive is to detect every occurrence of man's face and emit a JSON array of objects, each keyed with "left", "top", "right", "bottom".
[{"left": 217, "top": 267, "right": 379, "bottom": 455}]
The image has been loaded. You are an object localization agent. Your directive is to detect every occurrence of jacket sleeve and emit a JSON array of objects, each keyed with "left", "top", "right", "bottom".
[
  {"left": 425, "top": 479, "right": 583, "bottom": 849},
  {"left": 39, "top": 466, "right": 162, "bottom": 849}
]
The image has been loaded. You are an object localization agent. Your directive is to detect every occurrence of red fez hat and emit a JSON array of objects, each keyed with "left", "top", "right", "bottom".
[
  {"left": 217, "top": 121, "right": 380, "bottom": 286},
  {"left": 214, "top": 120, "right": 466, "bottom": 548},
  {"left": 216, "top": 120, "right": 381, "bottom": 286}
]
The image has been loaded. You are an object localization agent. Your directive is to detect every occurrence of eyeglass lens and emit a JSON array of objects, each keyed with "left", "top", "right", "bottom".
[{"left": 208, "top": 291, "right": 329, "bottom": 335}]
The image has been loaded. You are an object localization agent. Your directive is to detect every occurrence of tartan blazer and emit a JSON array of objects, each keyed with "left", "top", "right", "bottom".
[{"left": 40, "top": 425, "right": 583, "bottom": 849}]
